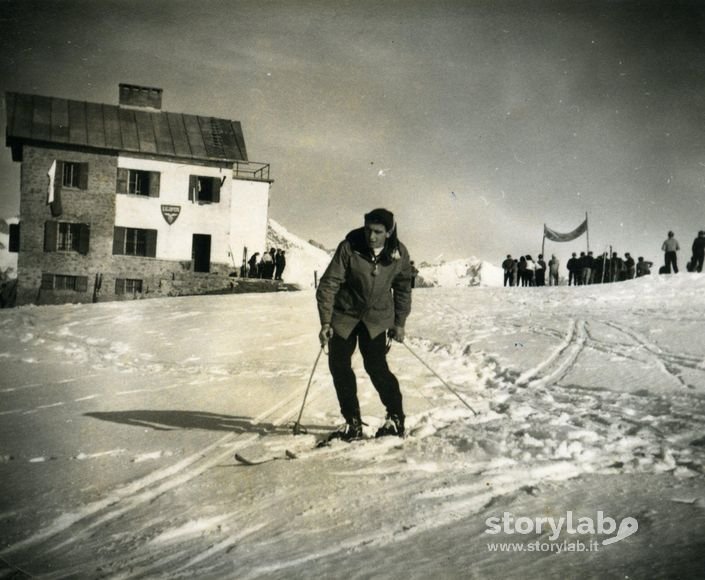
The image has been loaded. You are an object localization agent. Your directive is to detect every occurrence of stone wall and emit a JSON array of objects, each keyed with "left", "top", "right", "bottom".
[{"left": 17, "top": 145, "right": 117, "bottom": 305}]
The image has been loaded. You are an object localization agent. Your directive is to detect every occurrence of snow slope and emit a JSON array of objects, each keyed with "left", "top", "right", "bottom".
[
  {"left": 266, "top": 219, "right": 332, "bottom": 289},
  {"left": 417, "top": 257, "right": 504, "bottom": 288},
  {"left": 1, "top": 275, "right": 705, "bottom": 578},
  {"left": 265, "top": 220, "right": 504, "bottom": 290}
]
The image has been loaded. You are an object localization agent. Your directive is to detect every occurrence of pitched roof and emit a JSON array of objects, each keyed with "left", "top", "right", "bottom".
[{"left": 5, "top": 92, "right": 248, "bottom": 163}]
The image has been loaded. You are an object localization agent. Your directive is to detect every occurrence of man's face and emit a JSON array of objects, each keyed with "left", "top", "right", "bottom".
[{"left": 364, "top": 222, "right": 390, "bottom": 249}]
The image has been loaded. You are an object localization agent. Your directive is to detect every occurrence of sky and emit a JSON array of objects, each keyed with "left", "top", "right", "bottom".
[{"left": 1, "top": 0, "right": 704, "bottom": 267}]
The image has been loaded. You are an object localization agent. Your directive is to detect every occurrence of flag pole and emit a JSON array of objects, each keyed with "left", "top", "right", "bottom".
[
  {"left": 542, "top": 230, "right": 546, "bottom": 258},
  {"left": 585, "top": 212, "right": 590, "bottom": 253}
]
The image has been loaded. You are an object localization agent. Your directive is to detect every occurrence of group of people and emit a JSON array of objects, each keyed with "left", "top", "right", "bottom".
[
  {"left": 501, "top": 229, "right": 705, "bottom": 287},
  {"left": 246, "top": 248, "right": 287, "bottom": 281},
  {"left": 565, "top": 251, "right": 652, "bottom": 285},
  {"left": 501, "top": 254, "right": 554, "bottom": 287}
]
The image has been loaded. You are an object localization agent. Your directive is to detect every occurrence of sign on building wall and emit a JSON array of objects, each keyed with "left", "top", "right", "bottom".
[{"left": 161, "top": 205, "right": 181, "bottom": 225}]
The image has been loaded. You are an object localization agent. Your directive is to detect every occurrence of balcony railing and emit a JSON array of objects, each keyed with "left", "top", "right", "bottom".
[{"left": 233, "top": 161, "right": 271, "bottom": 182}]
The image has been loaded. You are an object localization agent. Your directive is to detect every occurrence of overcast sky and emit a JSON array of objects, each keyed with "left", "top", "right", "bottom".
[{"left": 1, "top": 0, "right": 704, "bottom": 267}]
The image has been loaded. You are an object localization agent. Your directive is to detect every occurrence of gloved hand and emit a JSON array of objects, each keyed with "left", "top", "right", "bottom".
[
  {"left": 388, "top": 325, "right": 405, "bottom": 343},
  {"left": 319, "top": 324, "right": 334, "bottom": 346}
]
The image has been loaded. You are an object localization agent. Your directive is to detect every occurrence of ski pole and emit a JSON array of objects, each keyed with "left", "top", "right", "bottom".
[
  {"left": 292, "top": 345, "right": 325, "bottom": 435},
  {"left": 402, "top": 342, "right": 479, "bottom": 416}
]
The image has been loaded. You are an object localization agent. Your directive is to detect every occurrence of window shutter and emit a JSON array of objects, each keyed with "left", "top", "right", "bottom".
[
  {"left": 188, "top": 175, "right": 197, "bottom": 202},
  {"left": 212, "top": 177, "right": 221, "bottom": 203},
  {"left": 115, "top": 278, "right": 125, "bottom": 294},
  {"left": 78, "top": 223, "right": 90, "bottom": 255},
  {"left": 44, "top": 221, "right": 57, "bottom": 252},
  {"left": 9, "top": 223, "right": 20, "bottom": 252},
  {"left": 78, "top": 163, "right": 89, "bottom": 190},
  {"left": 145, "top": 229, "right": 157, "bottom": 258},
  {"left": 149, "top": 172, "right": 160, "bottom": 197},
  {"left": 116, "top": 168, "right": 128, "bottom": 194},
  {"left": 55, "top": 161, "right": 64, "bottom": 189},
  {"left": 41, "top": 273, "right": 54, "bottom": 290},
  {"left": 76, "top": 276, "right": 89, "bottom": 293},
  {"left": 113, "top": 226, "right": 126, "bottom": 255}
]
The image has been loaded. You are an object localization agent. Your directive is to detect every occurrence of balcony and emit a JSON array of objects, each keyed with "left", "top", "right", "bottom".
[{"left": 233, "top": 161, "right": 272, "bottom": 182}]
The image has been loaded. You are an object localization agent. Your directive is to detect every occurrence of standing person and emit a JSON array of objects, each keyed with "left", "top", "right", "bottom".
[
  {"left": 275, "top": 250, "right": 287, "bottom": 280},
  {"left": 579, "top": 251, "right": 592, "bottom": 285},
  {"left": 502, "top": 254, "right": 514, "bottom": 287},
  {"left": 260, "top": 251, "right": 273, "bottom": 279},
  {"left": 548, "top": 254, "right": 560, "bottom": 286},
  {"left": 610, "top": 252, "right": 623, "bottom": 283},
  {"left": 511, "top": 259, "right": 519, "bottom": 287},
  {"left": 525, "top": 255, "right": 537, "bottom": 287},
  {"left": 269, "top": 248, "right": 277, "bottom": 279},
  {"left": 586, "top": 251, "right": 596, "bottom": 284},
  {"left": 662, "top": 231, "right": 680, "bottom": 274},
  {"left": 316, "top": 208, "right": 412, "bottom": 441},
  {"left": 518, "top": 256, "right": 528, "bottom": 286},
  {"left": 567, "top": 252, "right": 578, "bottom": 286},
  {"left": 691, "top": 231, "right": 705, "bottom": 273},
  {"left": 624, "top": 252, "right": 636, "bottom": 280},
  {"left": 247, "top": 252, "right": 260, "bottom": 278},
  {"left": 536, "top": 254, "right": 547, "bottom": 287}
]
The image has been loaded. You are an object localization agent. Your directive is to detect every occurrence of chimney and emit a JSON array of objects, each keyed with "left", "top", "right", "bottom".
[{"left": 119, "top": 83, "right": 163, "bottom": 110}]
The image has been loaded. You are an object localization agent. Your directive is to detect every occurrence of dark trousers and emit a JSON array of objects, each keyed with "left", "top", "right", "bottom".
[
  {"left": 665, "top": 251, "right": 678, "bottom": 273},
  {"left": 328, "top": 323, "right": 403, "bottom": 422},
  {"left": 695, "top": 253, "right": 704, "bottom": 273}
]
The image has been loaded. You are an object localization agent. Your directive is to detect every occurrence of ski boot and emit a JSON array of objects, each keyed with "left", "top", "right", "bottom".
[
  {"left": 375, "top": 413, "right": 405, "bottom": 438},
  {"left": 326, "top": 415, "right": 363, "bottom": 443}
]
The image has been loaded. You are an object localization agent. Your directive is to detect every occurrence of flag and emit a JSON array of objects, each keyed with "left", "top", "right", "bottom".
[
  {"left": 544, "top": 218, "right": 588, "bottom": 243},
  {"left": 47, "top": 160, "right": 56, "bottom": 204}
]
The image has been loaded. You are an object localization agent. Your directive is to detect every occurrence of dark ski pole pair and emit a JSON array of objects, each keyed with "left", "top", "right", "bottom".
[{"left": 291, "top": 337, "right": 478, "bottom": 435}]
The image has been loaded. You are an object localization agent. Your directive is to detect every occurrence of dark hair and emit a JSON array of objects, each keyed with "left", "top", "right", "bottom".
[
  {"left": 364, "top": 208, "right": 394, "bottom": 232},
  {"left": 364, "top": 208, "right": 400, "bottom": 262}
]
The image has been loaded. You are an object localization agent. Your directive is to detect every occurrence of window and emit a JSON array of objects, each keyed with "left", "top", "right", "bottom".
[
  {"left": 63, "top": 162, "right": 80, "bottom": 188},
  {"left": 40, "top": 273, "right": 89, "bottom": 292},
  {"left": 129, "top": 170, "right": 147, "bottom": 195},
  {"left": 115, "top": 278, "right": 143, "bottom": 295},
  {"left": 57, "top": 222, "right": 81, "bottom": 252},
  {"left": 44, "top": 221, "right": 90, "bottom": 254},
  {"left": 60, "top": 162, "right": 88, "bottom": 189},
  {"left": 116, "top": 168, "right": 160, "bottom": 197},
  {"left": 188, "top": 175, "right": 221, "bottom": 204},
  {"left": 113, "top": 226, "right": 157, "bottom": 257}
]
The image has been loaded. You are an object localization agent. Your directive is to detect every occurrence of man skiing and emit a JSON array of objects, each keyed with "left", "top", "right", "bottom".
[{"left": 316, "top": 208, "right": 413, "bottom": 441}]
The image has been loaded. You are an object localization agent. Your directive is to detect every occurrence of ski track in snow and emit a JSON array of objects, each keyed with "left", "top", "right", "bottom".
[
  {"left": 0, "top": 373, "right": 324, "bottom": 564},
  {"left": 1, "top": 279, "right": 705, "bottom": 577}
]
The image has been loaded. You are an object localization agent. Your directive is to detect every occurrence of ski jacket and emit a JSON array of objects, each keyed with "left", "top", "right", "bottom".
[{"left": 317, "top": 228, "right": 412, "bottom": 340}]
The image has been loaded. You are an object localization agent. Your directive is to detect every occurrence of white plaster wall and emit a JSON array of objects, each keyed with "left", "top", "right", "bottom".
[
  {"left": 116, "top": 156, "right": 270, "bottom": 266},
  {"left": 229, "top": 179, "right": 270, "bottom": 267}
]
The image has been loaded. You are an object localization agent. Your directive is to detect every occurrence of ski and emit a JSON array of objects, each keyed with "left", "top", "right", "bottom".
[{"left": 234, "top": 448, "right": 301, "bottom": 465}]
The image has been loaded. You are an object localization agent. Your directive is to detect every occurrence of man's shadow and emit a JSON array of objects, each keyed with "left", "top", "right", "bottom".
[{"left": 84, "top": 410, "right": 304, "bottom": 435}]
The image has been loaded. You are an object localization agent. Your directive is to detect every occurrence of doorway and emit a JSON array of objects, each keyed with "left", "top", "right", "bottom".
[{"left": 192, "top": 234, "right": 211, "bottom": 273}]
